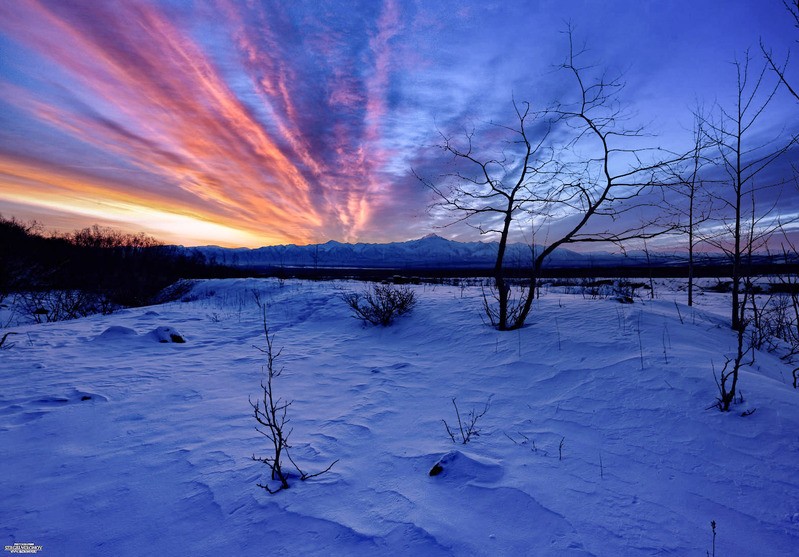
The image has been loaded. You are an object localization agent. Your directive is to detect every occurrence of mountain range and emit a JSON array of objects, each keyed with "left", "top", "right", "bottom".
[{"left": 188, "top": 234, "right": 685, "bottom": 270}]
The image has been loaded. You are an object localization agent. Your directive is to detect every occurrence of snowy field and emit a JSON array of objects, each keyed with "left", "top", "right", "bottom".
[{"left": 1, "top": 278, "right": 798, "bottom": 556}]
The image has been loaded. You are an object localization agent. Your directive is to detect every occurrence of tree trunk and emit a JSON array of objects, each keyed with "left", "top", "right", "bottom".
[
  {"left": 688, "top": 188, "right": 694, "bottom": 307},
  {"left": 494, "top": 203, "right": 514, "bottom": 330},
  {"left": 731, "top": 112, "right": 743, "bottom": 331}
]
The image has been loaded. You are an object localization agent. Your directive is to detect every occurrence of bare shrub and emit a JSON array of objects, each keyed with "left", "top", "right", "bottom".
[
  {"left": 342, "top": 283, "right": 416, "bottom": 326},
  {"left": 709, "top": 519, "right": 717, "bottom": 557},
  {"left": 0, "top": 331, "right": 17, "bottom": 350},
  {"left": 442, "top": 396, "right": 491, "bottom": 444},
  {"left": 711, "top": 323, "right": 749, "bottom": 412},
  {"left": 737, "top": 271, "right": 799, "bottom": 369},
  {"left": 19, "top": 290, "right": 113, "bottom": 323},
  {"left": 153, "top": 280, "right": 197, "bottom": 304},
  {"left": 250, "top": 309, "right": 337, "bottom": 494},
  {"left": 753, "top": 275, "right": 799, "bottom": 361}
]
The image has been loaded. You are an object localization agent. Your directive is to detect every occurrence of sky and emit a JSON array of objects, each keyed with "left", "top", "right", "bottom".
[{"left": 1, "top": 0, "right": 797, "bottom": 248}]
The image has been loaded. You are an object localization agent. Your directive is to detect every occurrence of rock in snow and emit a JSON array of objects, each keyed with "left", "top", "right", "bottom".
[
  {"left": 150, "top": 326, "right": 186, "bottom": 343},
  {"left": 428, "top": 449, "right": 503, "bottom": 482}
]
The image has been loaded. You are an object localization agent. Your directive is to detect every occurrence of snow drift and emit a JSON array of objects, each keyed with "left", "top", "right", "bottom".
[{"left": 1, "top": 278, "right": 798, "bottom": 555}]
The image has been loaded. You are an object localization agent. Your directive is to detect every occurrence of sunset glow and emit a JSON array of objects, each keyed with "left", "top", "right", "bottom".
[{"left": 1, "top": 0, "right": 796, "bottom": 247}]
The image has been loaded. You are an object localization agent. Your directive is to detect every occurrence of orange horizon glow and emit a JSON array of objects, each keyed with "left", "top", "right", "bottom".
[{"left": 0, "top": 153, "right": 279, "bottom": 247}]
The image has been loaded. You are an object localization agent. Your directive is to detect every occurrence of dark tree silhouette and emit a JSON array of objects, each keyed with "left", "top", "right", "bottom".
[
  {"left": 665, "top": 110, "right": 715, "bottom": 307},
  {"left": 700, "top": 51, "right": 798, "bottom": 330},
  {"left": 420, "top": 28, "right": 684, "bottom": 331},
  {"left": 418, "top": 101, "right": 560, "bottom": 330}
]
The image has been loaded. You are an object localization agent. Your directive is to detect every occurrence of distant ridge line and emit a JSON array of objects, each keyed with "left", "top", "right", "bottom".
[{"left": 180, "top": 236, "right": 797, "bottom": 281}]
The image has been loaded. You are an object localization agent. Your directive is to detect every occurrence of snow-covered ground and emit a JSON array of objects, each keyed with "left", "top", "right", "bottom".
[{"left": 1, "top": 279, "right": 798, "bottom": 556}]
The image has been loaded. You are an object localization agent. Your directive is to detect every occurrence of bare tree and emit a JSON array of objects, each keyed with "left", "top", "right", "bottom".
[
  {"left": 761, "top": 0, "right": 799, "bottom": 103},
  {"left": 701, "top": 50, "right": 797, "bottom": 330},
  {"left": 548, "top": 29, "right": 684, "bottom": 252},
  {"left": 665, "top": 110, "right": 715, "bottom": 306},
  {"left": 418, "top": 100, "right": 560, "bottom": 330},
  {"left": 419, "top": 28, "right": 683, "bottom": 331}
]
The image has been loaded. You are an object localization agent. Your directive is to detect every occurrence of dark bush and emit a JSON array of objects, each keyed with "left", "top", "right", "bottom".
[{"left": 342, "top": 283, "right": 416, "bottom": 326}]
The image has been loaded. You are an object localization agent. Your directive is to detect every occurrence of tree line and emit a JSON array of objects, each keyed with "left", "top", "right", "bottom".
[{"left": 0, "top": 216, "right": 236, "bottom": 316}]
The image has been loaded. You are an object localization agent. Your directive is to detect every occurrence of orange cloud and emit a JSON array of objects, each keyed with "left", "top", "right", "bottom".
[
  {"left": 0, "top": 0, "right": 420, "bottom": 246},
  {"left": 0, "top": 0, "right": 324, "bottom": 246}
]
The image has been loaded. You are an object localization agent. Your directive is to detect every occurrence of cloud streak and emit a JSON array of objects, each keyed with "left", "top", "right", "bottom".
[
  {"left": 0, "top": 0, "right": 417, "bottom": 245},
  {"left": 0, "top": 0, "right": 796, "bottom": 247}
]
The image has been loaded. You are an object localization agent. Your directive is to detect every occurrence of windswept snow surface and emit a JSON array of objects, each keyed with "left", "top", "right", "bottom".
[{"left": 1, "top": 279, "right": 798, "bottom": 556}]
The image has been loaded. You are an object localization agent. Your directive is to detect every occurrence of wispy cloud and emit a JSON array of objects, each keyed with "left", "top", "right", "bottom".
[
  {"left": 0, "top": 0, "right": 796, "bottom": 247},
  {"left": 0, "top": 0, "right": 415, "bottom": 245}
]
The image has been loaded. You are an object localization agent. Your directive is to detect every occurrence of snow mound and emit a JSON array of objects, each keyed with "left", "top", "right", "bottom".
[
  {"left": 95, "top": 325, "right": 138, "bottom": 340},
  {"left": 92, "top": 325, "right": 187, "bottom": 344},
  {"left": 428, "top": 449, "right": 503, "bottom": 483},
  {"left": 93, "top": 325, "right": 186, "bottom": 344},
  {"left": 149, "top": 326, "right": 186, "bottom": 343}
]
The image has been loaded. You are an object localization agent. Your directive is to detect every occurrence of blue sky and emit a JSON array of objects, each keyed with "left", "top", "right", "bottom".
[{"left": 0, "top": 0, "right": 797, "bottom": 247}]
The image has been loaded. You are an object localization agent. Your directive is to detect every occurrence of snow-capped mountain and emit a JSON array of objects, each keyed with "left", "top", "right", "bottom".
[{"left": 187, "top": 234, "right": 677, "bottom": 269}]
